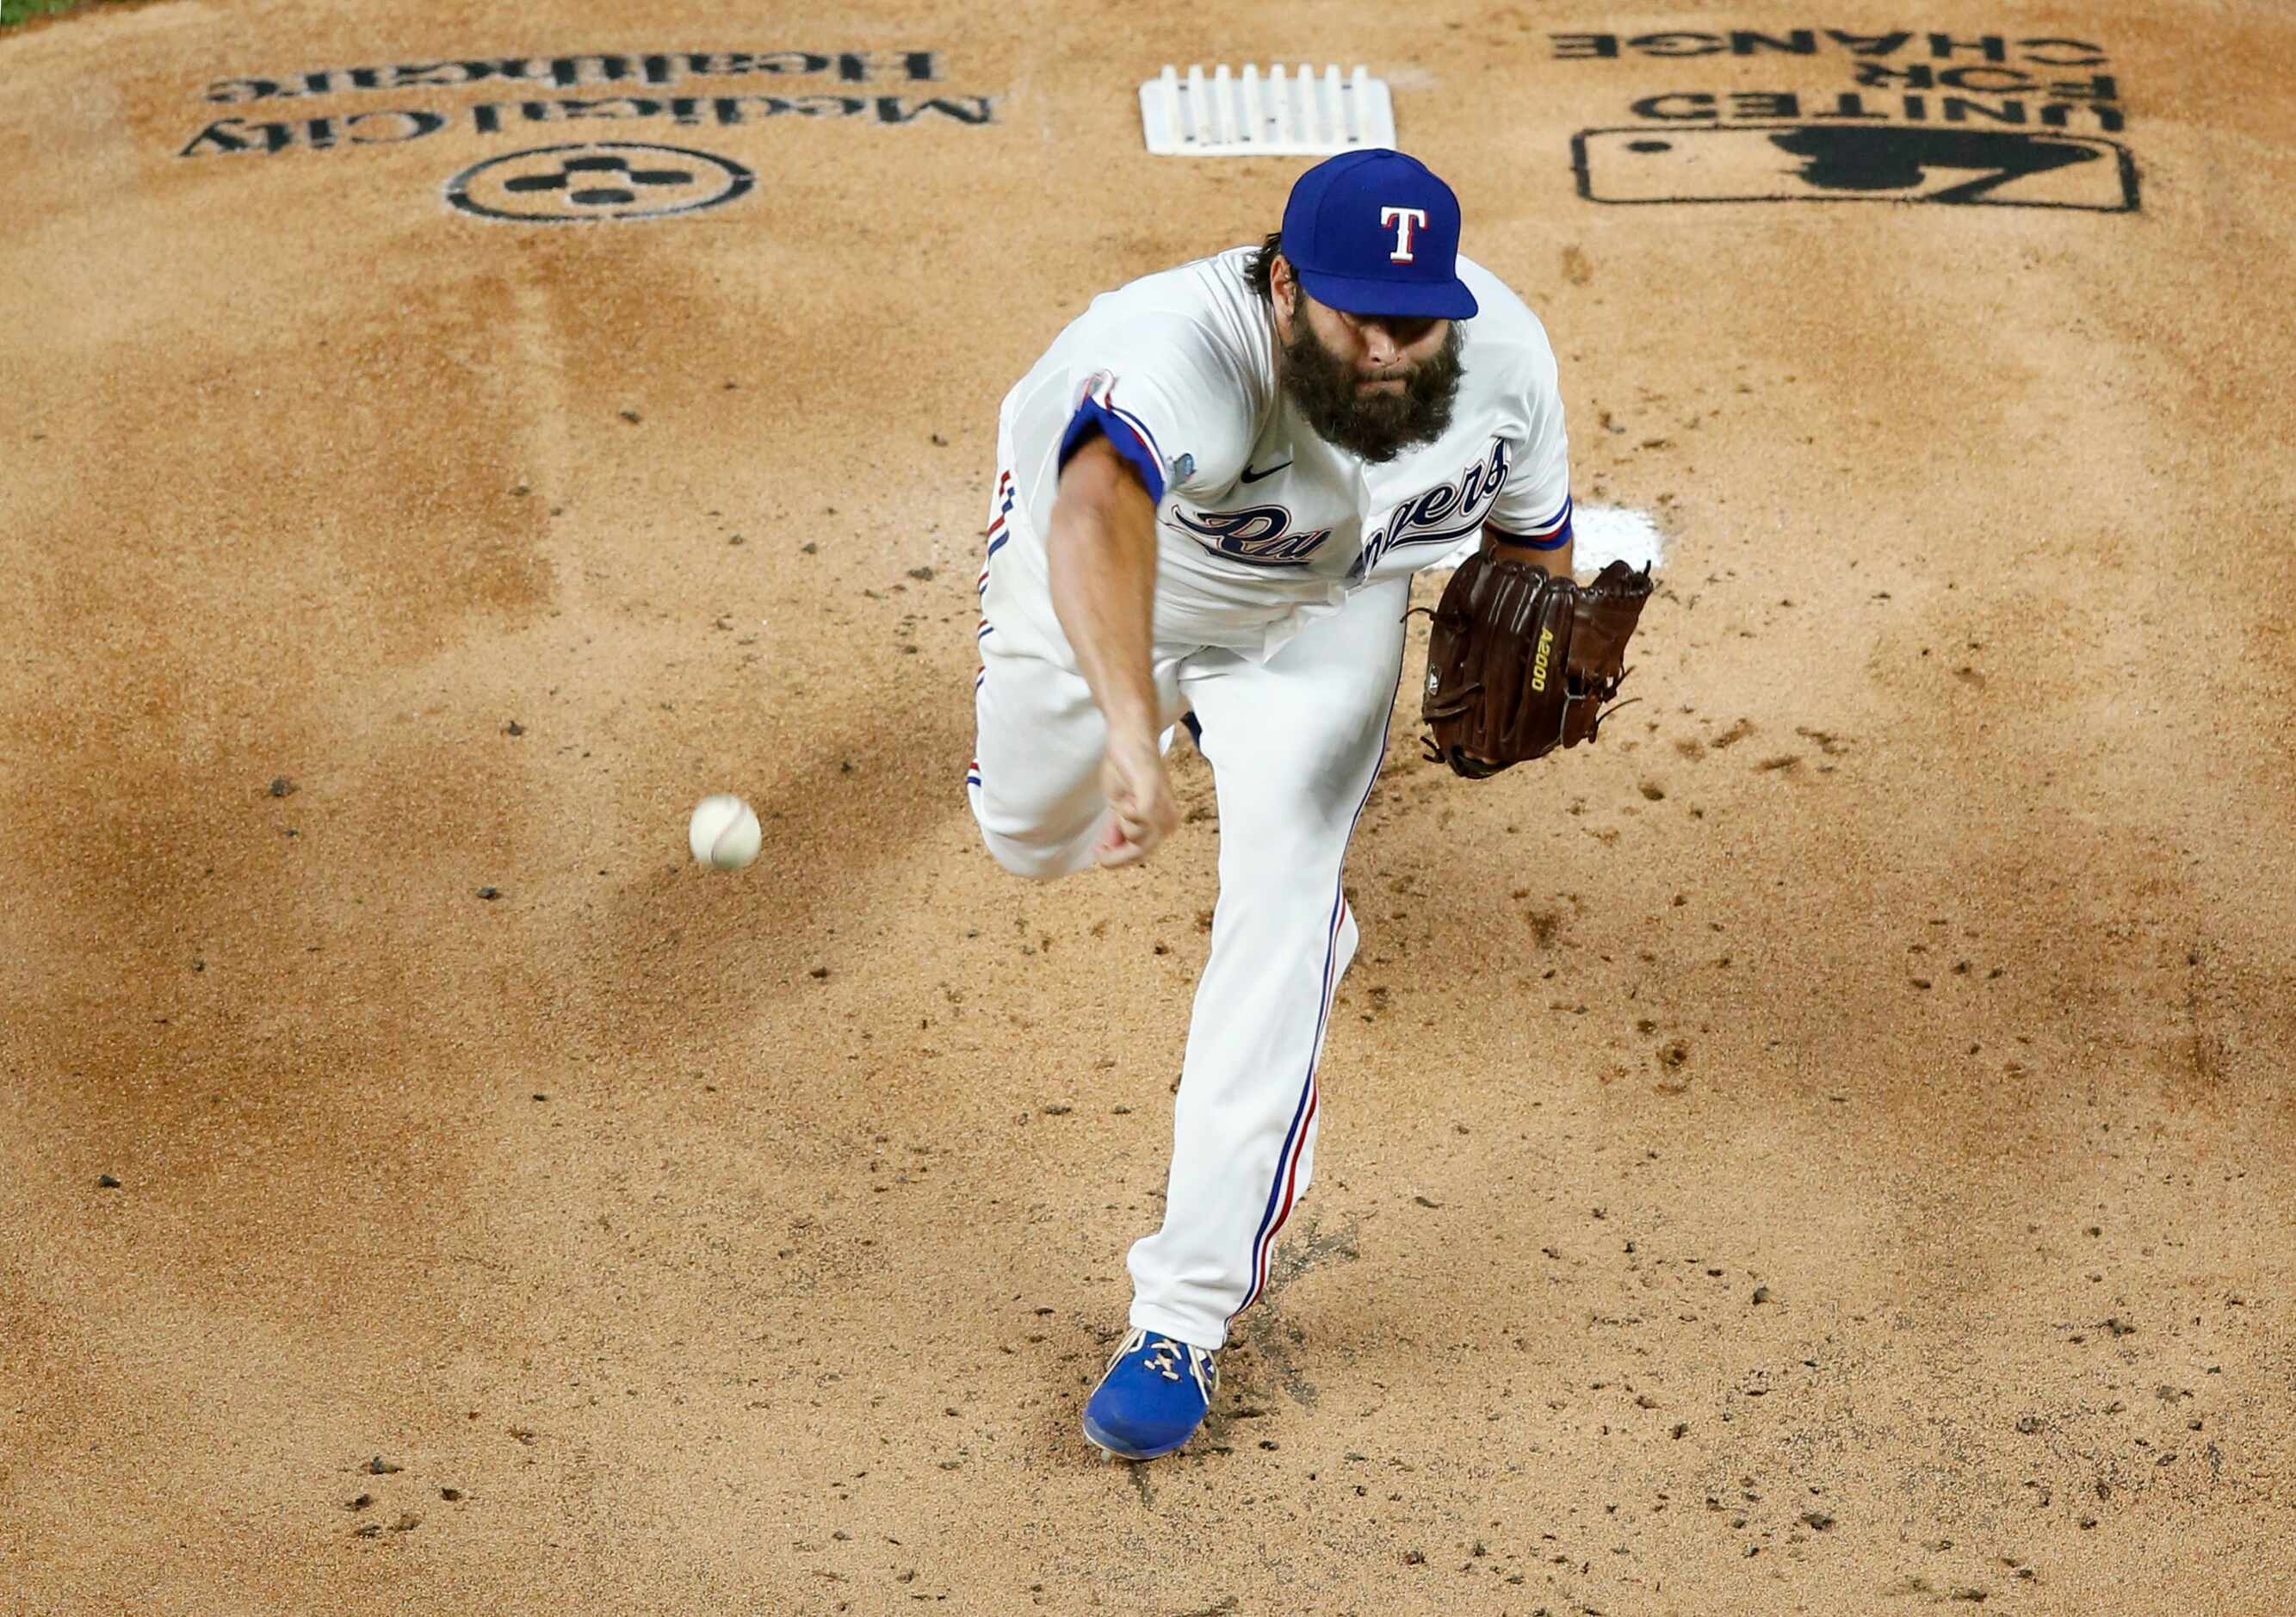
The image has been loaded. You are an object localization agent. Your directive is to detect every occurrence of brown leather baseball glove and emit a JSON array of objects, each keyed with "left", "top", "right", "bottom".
[{"left": 1418, "top": 554, "right": 1655, "bottom": 778}]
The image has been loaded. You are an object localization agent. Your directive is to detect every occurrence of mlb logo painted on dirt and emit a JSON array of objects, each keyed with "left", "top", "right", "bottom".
[{"left": 1575, "top": 124, "right": 2138, "bottom": 211}]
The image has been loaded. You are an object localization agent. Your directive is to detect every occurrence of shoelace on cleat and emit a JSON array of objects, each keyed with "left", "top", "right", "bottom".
[{"left": 1122, "top": 1332, "right": 1217, "bottom": 1403}]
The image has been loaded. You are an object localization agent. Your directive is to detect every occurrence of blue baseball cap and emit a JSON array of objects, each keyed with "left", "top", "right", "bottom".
[{"left": 1279, "top": 148, "right": 1478, "bottom": 320}]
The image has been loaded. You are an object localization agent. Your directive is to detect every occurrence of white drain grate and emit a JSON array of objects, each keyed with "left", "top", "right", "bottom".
[{"left": 1138, "top": 63, "right": 1395, "bottom": 157}]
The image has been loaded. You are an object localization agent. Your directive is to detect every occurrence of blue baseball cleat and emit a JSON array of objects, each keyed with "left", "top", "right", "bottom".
[{"left": 1081, "top": 1328, "right": 1220, "bottom": 1460}]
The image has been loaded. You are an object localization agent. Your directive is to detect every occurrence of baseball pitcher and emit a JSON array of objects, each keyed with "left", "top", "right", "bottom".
[{"left": 965, "top": 150, "right": 1650, "bottom": 1459}]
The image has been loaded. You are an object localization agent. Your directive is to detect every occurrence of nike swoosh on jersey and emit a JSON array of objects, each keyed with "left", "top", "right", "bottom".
[{"left": 1238, "top": 460, "right": 1292, "bottom": 484}]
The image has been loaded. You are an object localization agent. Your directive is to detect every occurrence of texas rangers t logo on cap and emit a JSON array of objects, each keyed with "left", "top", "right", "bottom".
[{"left": 1379, "top": 206, "right": 1428, "bottom": 262}]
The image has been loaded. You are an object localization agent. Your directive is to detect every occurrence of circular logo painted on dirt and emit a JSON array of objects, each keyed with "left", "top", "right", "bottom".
[{"left": 445, "top": 142, "right": 754, "bottom": 223}]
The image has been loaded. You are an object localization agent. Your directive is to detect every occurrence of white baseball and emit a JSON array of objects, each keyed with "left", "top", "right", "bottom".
[{"left": 688, "top": 794, "right": 762, "bottom": 870}]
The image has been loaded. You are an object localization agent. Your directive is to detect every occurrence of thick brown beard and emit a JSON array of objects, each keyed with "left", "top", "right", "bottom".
[{"left": 1279, "top": 313, "right": 1465, "bottom": 465}]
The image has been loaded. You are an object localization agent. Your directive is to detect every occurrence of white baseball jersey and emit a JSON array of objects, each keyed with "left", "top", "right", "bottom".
[{"left": 989, "top": 245, "right": 1573, "bottom": 660}]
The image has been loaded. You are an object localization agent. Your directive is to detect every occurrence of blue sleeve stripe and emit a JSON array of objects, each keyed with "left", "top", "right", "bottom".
[
  {"left": 1489, "top": 493, "right": 1573, "bottom": 550},
  {"left": 1104, "top": 400, "right": 1167, "bottom": 470},
  {"left": 1489, "top": 511, "right": 1573, "bottom": 551},
  {"left": 1057, "top": 398, "right": 1167, "bottom": 505},
  {"left": 1526, "top": 491, "right": 1573, "bottom": 534}
]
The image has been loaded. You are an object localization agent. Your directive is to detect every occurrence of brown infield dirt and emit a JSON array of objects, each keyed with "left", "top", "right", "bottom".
[{"left": 3, "top": 3, "right": 2293, "bottom": 1614}]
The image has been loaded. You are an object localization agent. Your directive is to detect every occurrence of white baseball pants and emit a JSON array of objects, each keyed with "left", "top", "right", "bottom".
[{"left": 968, "top": 519, "right": 1408, "bottom": 1351}]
